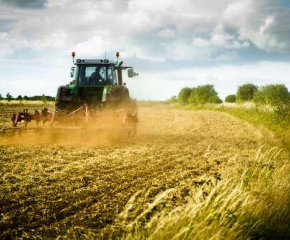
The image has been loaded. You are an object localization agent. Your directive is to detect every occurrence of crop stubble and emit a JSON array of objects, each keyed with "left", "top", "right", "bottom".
[{"left": 0, "top": 105, "right": 267, "bottom": 238}]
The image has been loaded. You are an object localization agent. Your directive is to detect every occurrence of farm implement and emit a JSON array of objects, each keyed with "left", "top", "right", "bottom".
[{"left": 1, "top": 52, "right": 139, "bottom": 143}]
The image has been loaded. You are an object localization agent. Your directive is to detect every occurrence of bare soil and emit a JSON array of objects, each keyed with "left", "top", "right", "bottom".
[{"left": 0, "top": 105, "right": 269, "bottom": 238}]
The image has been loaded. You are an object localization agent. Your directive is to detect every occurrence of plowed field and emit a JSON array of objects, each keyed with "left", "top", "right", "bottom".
[{"left": 0, "top": 104, "right": 276, "bottom": 239}]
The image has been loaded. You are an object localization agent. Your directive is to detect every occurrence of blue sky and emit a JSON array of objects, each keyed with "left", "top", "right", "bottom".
[{"left": 0, "top": 0, "right": 290, "bottom": 100}]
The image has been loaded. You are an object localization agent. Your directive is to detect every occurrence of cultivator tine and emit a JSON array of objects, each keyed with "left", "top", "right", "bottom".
[
  {"left": 10, "top": 108, "right": 55, "bottom": 129},
  {"left": 122, "top": 111, "right": 127, "bottom": 126},
  {"left": 12, "top": 113, "right": 20, "bottom": 127},
  {"left": 49, "top": 112, "right": 56, "bottom": 126},
  {"left": 85, "top": 104, "right": 90, "bottom": 125}
]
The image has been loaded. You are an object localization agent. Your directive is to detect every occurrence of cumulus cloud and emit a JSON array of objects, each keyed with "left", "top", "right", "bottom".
[
  {"left": 1, "top": 0, "right": 290, "bottom": 99},
  {"left": 259, "top": 15, "right": 275, "bottom": 35},
  {"left": 1, "top": 0, "right": 290, "bottom": 60},
  {"left": 0, "top": 19, "right": 16, "bottom": 32},
  {"left": 223, "top": 0, "right": 290, "bottom": 51},
  {"left": 157, "top": 29, "right": 176, "bottom": 38}
]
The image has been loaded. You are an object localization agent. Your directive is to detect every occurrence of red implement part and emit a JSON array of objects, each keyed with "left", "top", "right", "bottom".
[
  {"left": 11, "top": 109, "right": 52, "bottom": 127},
  {"left": 9, "top": 104, "right": 138, "bottom": 138}
]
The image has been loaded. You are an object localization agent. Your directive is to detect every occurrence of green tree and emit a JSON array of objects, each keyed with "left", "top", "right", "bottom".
[
  {"left": 6, "top": 92, "right": 12, "bottom": 102},
  {"left": 189, "top": 85, "right": 222, "bottom": 105},
  {"left": 17, "top": 95, "right": 23, "bottom": 101},
  {"left": 41, "top": 94, "right": 47, "bottom": 104},
  {"left": 168, "top": 95, "right": 178, "bottom": 103},
  {"left": 0, "top": 94, "right": 2, "bottom": 100},
  {"left": 225, "top": 94, "right": 236, "bottom": 103},
  {"left": 23, "top": 95, "right": 29, "bottom": 100},
  {"left": 254, "top": 84, "right": 290, "bottom": 106},
  {"left": 236, "top": 83, "right": 257, "bottom": 102},
  {"left": 178, "top": 87, "right": 192, "bottom": 105}
]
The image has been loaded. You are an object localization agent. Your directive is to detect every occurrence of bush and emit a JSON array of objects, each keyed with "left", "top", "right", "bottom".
[
  {"left": 254, "top": 84, "right": 290, "bottom": 106},
  {"left": 6, "top": 92, "right": 12, "bottom": 102},
  {"left": 17, "top": 95, "right": 23, "bottom": 101},
  {"left": 168, "top": 95, "right": 178, "bottom": 103},
  {"left": 189, "top": 85, "right": 222, "bottom": 105},
  {"left": 252, "top": 84, "right": 290, "bottom": 122},
  {"left": 225, "top": 94, "right": 236, "bottom": 103},
  {"left": 178, "top": 87, "right": 192, "bottom": 105},
  {"left": 274, "top": 103, "right": 290, "bottom": 122},
  {"left": 237, "top": 83, "right": 257, "bottom": 102},
  {"left": 41, "top": 94, "right": 47, "bottom": 104}
]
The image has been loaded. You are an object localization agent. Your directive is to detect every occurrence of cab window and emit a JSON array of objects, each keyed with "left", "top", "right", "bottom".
[{"left": 78, "top": 65, "right": 116, "bottom": 85}]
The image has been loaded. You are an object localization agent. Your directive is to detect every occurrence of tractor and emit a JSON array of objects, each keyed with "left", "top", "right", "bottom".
[{"left": 7, "top": 52, "right": 139, "bottom": 139}]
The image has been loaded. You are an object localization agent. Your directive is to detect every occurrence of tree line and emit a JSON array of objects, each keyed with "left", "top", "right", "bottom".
[
  {"left": 175, "top": 83, "right": 290, "bottom": 106},
  {"left": 176, "top": 84, "right": 222, "bottom": 105},
  {"left": 172, "top": 83, "right": 290, "bottom": 121},
  {"left": 0, "top": 93, "right": 55, "bottom": 102}
]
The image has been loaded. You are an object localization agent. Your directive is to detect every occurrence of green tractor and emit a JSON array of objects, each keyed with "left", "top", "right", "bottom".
[
  {"left": 53, "top": 52, "right": 139, "bottom": 137},
  {"left": 9, "top": 52, "right": 139, "bottom": 139},
  {"left": 56, "top": 52, "right": 138, "bottom": 113}
]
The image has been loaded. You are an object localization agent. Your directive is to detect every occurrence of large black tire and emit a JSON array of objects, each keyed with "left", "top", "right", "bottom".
[{"left": 106, "top": 86, "right": 130, "bottom": 109}]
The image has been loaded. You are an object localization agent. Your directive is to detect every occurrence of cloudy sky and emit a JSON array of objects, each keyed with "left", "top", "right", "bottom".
[{"left": 0, "top": 0, "right": 290, "bottom": 100}]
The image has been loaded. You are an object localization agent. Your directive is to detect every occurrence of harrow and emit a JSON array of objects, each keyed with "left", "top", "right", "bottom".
[{"left": 1, "top": 104, "right": 138, "bottom": 143}]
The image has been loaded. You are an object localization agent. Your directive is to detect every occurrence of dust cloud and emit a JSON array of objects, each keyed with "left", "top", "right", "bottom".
[
  {"left": 0, "top": 105, "right": 265, "bottom": 149},
  {"left": 0, "top": 110, "right": 134, "bottom": 146}
]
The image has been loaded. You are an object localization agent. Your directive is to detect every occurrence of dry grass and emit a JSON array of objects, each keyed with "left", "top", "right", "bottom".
[
  {"left": 0, "top": 102, "right": 289, "bottom": 239},
  {"left": 122, "top": 147, "right": 290, "bottom": 239},
  {"left": 0, "top": 100, "right": 55, "bottom": 105}
]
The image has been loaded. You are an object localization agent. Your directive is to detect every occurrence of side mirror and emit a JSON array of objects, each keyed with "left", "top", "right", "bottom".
[
  {"left": 70, "top": 67, "right": 75, "bottom": 78},
  {"left": 128, "top": 68, "right": 139, "bottom": 78}
]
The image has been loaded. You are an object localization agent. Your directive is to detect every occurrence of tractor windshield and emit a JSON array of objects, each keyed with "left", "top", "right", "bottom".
[{"left": 78, "top": 65, "right": 115, "bottom": 86}]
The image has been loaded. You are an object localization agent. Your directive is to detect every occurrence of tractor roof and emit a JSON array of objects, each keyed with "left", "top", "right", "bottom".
[{"left": 75, "top": 59, "right": 115, "bottom": 65}]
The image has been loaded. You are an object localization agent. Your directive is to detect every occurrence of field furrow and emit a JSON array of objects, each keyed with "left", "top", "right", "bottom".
[{"left": 0, "top": 104, "right": 278, "bottom": 239}]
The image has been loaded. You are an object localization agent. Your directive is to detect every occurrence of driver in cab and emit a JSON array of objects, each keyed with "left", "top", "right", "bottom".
[{"left": 89, "top": 67, "right": 104, "bottom": 85}]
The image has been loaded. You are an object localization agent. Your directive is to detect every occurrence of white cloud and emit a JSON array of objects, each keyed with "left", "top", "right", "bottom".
[
  {"left": 223, "top": 0, "right": 290, "bottom": 51},
  {"left": 192, "top": 24, "right": 250, "bottom": 50},
  {"left": 157, "top": 29, "right": 176, "bottom": 38},
  {"left": 75, "top": 35, "right": 119, "bottom": 57},
  {"left": 192, "top": 37, "right": 211, "bottom": 47},
  {"left": 1, "top": 0, "right": 290, "bottom": 61},
  {"left": 168, "top": 41, "right": 214, "bottom": 61},
  {"left": 259, "top": 15, "right": 275, "bottom": 35},
  {"left": 210, "top": 24, "right": 234, "bottom": 46},
  {"left": 1, "top": 0, "right": 290, "bottom": 101},
  {"left": 128, "top": 46, "right": 166, "bottom": 62},
  {"left": 223, "top": 0, "right": 253, "bottom": 22}
]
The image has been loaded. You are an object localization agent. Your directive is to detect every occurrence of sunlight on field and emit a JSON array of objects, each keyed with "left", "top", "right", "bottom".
[
  {"left": 0, "top": 100, "right": 55, "bottom": 106},
  {"left": 0, "top": 102, "right": 289, "bottom": 239}
]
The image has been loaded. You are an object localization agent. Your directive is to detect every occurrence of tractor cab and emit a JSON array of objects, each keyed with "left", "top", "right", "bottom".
[
  {"left": 55, "top": 52, "right": 138, "bottom": 112},
  {"left": 71, "top": 59, "right": 117, "bottom": 86}
]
